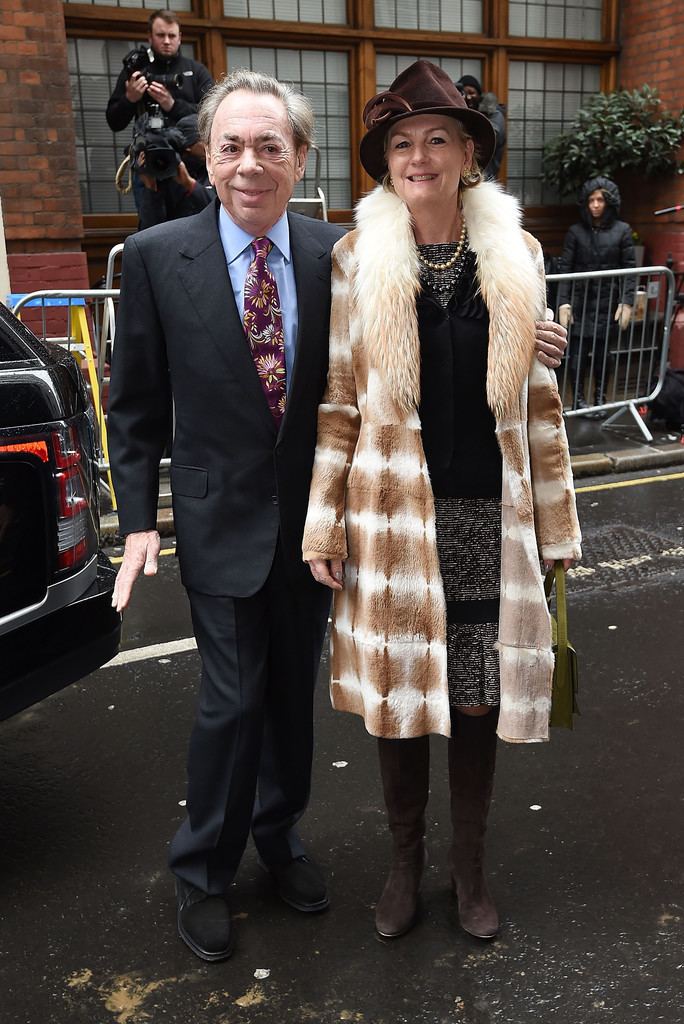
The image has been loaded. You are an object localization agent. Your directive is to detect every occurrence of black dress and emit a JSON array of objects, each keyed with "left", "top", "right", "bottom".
[{"left": 417, "top": 242, "right": 502, "bottom": 708}]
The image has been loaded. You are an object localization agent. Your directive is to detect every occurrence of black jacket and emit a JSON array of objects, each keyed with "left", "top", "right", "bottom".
[
  {"left": 557, "top": 176, "right": 636, "bottom": 330},
  {"left": 479, "top": 93, "right": 506, "bottom": 180},
  {"left": 108, "top": 201, "right": 346, "bottom": 597},
  {"left": 106, "top": 50, "right": 213, "bottom": 133}
]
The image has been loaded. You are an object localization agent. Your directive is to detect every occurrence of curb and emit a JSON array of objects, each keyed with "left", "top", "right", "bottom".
[
  {"left": 100, "top": 445, "right": 684, "bottom": 543},
  {"left": 570, "top": 442, "right": 684, "bottom": 478}
]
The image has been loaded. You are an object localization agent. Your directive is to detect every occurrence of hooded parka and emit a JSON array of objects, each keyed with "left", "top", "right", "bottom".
[
  {"left": 557, "top": 176, "right": 636, "bottom": 330},
  {"left": 302, "top": 181, "right": 581, "bottom": 744}
]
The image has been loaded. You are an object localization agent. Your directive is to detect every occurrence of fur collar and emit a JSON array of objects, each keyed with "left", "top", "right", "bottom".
[{"left": 352, "top": 182, "right": 545, "bottom": 418}]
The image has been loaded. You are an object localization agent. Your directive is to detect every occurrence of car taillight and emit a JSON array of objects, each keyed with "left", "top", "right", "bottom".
[
  {"left": 51, "top": 426, "right": 89, "bottom": 571},
  {"left": 0, "top": 440, "right": 49, "bottom": 461}
]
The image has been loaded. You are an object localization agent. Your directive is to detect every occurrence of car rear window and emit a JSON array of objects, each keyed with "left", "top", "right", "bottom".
[
  {"left": 0, "top": 306, "right": 41, "bottom": 363},
  {"left": 0, "top": 333, "right": 30, "bottom": 362}
]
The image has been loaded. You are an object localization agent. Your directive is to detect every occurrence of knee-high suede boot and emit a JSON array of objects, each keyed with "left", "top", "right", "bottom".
[
  {"left": 374, "top": 736, "right": 430, "bottom": 938},
  {"left": 448, "top": 708, "right": 499, "bottom": 939}
]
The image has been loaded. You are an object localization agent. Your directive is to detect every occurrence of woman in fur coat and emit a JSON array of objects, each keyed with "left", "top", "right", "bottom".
[{"left": 302, "top": 61, "right": 581, "bottom": 943}]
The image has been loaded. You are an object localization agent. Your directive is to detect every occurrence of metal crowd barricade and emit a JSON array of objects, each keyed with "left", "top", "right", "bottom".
[{"left": 547, "top": 266, "right": 675, "bottom": 442}]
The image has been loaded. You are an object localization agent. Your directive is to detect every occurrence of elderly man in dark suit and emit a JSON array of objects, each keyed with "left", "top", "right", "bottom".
[
  {"left": 108, "top": 68, "right": 568, "bottom": 965},
  {"left": 108, "top": 70, "right": 345, "bottom": 963}
]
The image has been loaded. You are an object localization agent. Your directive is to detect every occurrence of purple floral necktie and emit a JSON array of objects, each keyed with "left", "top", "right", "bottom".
[{"left": 243, "top": 236, "right": 286, "bottom": 425}]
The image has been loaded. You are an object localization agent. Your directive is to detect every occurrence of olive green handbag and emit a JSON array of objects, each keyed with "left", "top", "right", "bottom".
[{"left": 544, "top": 562, "right": 580, "bottom": 730}]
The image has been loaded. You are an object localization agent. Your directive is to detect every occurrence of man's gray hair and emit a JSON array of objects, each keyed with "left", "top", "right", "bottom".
[{"left": 198, "top": 69, "right": 315, "bottom": 150}]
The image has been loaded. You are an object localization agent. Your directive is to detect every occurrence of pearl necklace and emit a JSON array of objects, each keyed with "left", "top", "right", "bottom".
[{"left": 415, "top": 220, "right": 467, "bottom": 271}]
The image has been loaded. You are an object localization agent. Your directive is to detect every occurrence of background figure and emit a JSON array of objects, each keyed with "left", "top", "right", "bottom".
[
  {"left": 137, "top": 114, "right": 214, "bottom": 230},
  {"left": 557, "top": 175, "right": 636, "bottom": 411},
  {"left": 455, "top": 74, "right": 506, "bottom": 179},
  {"left": 106, "top": 8, "right": 213, "bottom": 215},
  {"left": 106, "top": 9, "right": 213, "bottom": 133},
  {"left": 303, "top": 61, "right": 580, "bottom": 947}
]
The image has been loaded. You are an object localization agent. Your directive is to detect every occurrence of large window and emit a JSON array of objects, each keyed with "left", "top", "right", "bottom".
[
  {"left": 68, "top": 38, "right": 139, "bottom": 214},
  {"left": 509, "top": 0, "right": 603, "bottom": 40},
  {"left": 507, "top": 60, "right": 601, "bottom": 204},
  {"left": 227, "top": 46, "right": 351, "bottom": 208},
  {"left": 64, "top": 0, "right": 191, "bottom": 8},
  {"left": 224, "top": 0, "right": 346, "bottom": 22},
  {"left": 374, "top": 0, "right": 482, "bottom": 33},
  {"left": 376, "top": 54, "right": 483, "bottom": 91}
]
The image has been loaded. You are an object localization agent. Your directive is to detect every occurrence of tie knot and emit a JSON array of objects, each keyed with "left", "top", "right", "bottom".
[{"left": 252, "top": 236, "right": 273, "bottom": 260}]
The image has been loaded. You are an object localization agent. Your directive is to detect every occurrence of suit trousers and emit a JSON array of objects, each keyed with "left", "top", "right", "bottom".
[{"left": 168, "top": 542, "right": 330, "bottom": 895}]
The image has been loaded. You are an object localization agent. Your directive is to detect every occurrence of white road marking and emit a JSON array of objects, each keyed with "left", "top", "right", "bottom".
[{"left": 104, "top": 637, "right": 197, "bottom": 668}]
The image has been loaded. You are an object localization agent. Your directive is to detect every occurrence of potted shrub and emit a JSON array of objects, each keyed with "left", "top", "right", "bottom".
[{"left": 542, "top": 86, "right": 684, "bottom": 198}]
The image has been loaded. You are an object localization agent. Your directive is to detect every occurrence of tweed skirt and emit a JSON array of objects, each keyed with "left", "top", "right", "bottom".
[{"left": 433, "top": 496, "right": 501, "bottom": 708}]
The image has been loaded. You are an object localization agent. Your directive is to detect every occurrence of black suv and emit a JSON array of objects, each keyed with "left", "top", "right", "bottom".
[{"left": 0, "top": 301, "right": 121, "bottom": 720}]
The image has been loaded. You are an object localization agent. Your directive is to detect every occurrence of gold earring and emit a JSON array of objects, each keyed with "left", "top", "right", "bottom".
[{"left": 382, "top": 172, "right": 394, "bottom": 192}]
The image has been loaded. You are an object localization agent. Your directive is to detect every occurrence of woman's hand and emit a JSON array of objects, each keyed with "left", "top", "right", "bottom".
[
  {"left": 543, "top": 558, "right": 575, "bottom": 573},
  {"left": 308, "top": 557, "right": 345, "bottom": 590},
  {"left": 557, "top": 304, "right": 573, "bottom": 329},
  {"left": 614, "top": 303, "right": 633, "bottom": 330}
]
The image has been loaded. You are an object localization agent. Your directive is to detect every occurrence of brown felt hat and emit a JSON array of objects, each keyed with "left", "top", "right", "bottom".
[{"left": 360, "top": 60, "right": 496, "bottom": 181}]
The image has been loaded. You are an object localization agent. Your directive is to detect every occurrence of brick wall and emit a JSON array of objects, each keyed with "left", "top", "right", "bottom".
[
  {"left": 7, "top": 251, "right": 90, "bottom": 336},
  {"left": 619, "top": 0, "right": 684, "bottom": 268},
  {"left": 619, "top": 0, "right": 683, "bottom": 109},
  {"left": 0, "top": 0, "right": 83, "bottom": 253}
]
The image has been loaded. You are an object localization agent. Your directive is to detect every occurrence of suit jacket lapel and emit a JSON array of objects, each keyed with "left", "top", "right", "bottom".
[
  {"left": 176, "top": 202, "right": 275, "bottom": 434},
  {"left": 279, "top": 214, "right": 331, "bottom": 437}
]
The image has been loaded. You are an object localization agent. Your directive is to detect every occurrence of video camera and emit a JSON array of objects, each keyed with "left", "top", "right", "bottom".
[
  {"left": 122, "top": 46, "right": 192, "bottom": 91},
  {"left": 130, "top": 104, "right": 186, "bottom": 181}
]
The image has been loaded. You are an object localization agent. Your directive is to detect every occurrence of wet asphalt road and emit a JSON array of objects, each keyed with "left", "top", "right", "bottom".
[{"left": 1, "top": 468, "right": 683, "bottom": 1024}]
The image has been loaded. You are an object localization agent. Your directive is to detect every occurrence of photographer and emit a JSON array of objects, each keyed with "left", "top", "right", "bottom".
[
  {"left": 455, "top": 75, "right": 507, "bottom": 180},
  {"left": 136, "top": 114, "right": 214, "bottom": 230},
  {"left": 106, "top": 9, "right": 213, "bottom": 134}
]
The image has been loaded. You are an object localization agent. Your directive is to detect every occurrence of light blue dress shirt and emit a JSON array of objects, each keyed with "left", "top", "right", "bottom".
[{"left": 217, "top": 205, "right": 299, "bottom": 391}]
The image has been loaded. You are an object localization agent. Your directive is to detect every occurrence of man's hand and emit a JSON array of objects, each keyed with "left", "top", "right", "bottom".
[
  {"left": 534, "top": 315, "right": 568, "bottom": 369},
  {"left": 135, "top": 151, "right": 158, "bottom": 192},
  {"left": 147, "top": 80, "right": 175, "bottom": 112},
  {"left": 125, "top": 71, "right": 148, "bottom": 104},
  {"left": 175, "top": 160, "right": 196, "bottom": 192},
  {"left": 308, "top": 557, "right": 344, "bottom": 591},
  {"left": 112, "top": 530, "right": 161, "bottom": 612}
]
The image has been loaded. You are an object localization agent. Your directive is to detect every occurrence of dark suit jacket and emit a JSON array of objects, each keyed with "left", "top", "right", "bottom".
[{"left": 108, "top": 200, "right": 345, "bottom": 598}]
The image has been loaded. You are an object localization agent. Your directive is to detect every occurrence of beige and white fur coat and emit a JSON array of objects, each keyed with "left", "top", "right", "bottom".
[{"left": 302, "top": 180, "right": 582, "bottom": 743}]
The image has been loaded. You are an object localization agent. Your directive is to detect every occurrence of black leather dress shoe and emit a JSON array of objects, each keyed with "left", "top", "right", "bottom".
[
  {"left": 175, "top": 878, "right": 233, "bottom": 962},
  {"left": 266, "top": 855, "right": 329, "bottom": 912}
]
